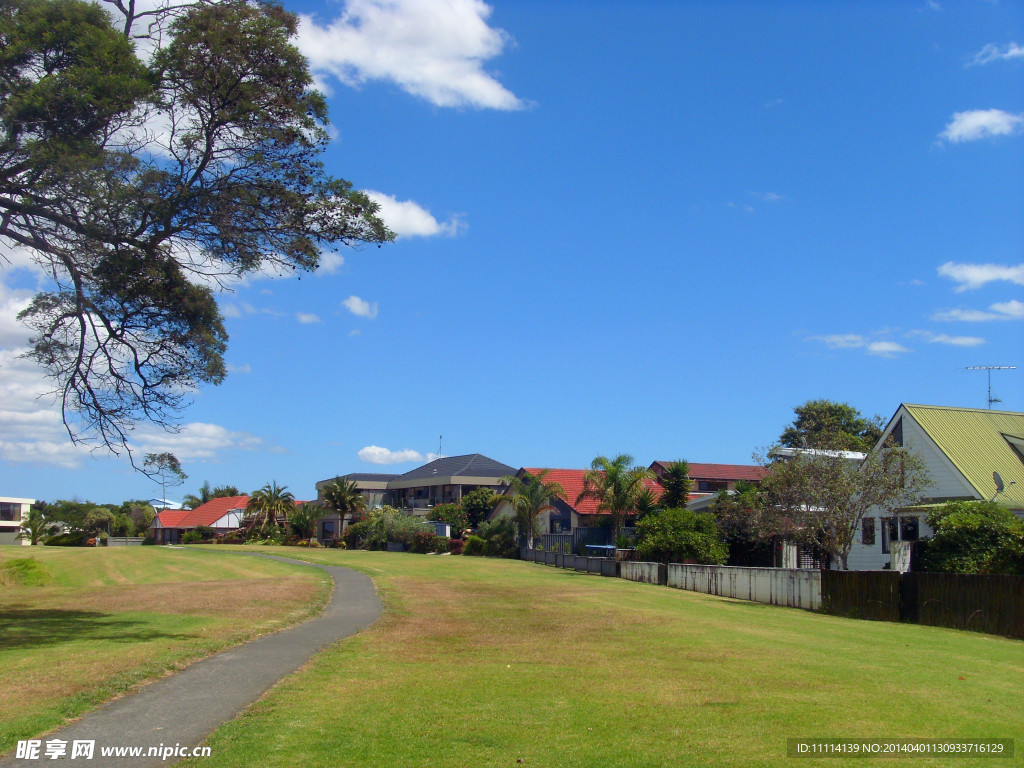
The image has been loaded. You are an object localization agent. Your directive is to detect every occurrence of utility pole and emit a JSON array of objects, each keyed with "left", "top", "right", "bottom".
[{"left": 966, "top": 366, "right": 1017, "bottom": 409}]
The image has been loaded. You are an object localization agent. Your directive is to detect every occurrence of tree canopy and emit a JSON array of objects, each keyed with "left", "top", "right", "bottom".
[
  {"left": 1, "top": 0, "right": 392, "bottom": 458},
  {"left": 917, "top": 501, "right": 1024, "bottom": 575},
  {"left": 757, "top": 438, "right": 929, "bottom": 569},
  {"left": 779, "top": 400, "right": 884, "bottom": 452},
  {"left": 577, "top": 454, "right": 654, "bottom": 540}
]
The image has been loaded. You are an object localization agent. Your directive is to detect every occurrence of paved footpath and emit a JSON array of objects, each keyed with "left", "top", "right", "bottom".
[{"left": 1, "top": 554, "right": 382, "bottom": 768}]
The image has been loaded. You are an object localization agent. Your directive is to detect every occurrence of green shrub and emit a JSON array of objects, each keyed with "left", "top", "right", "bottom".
[
  {"left": 194, "top": 525, "right": 215, "bottom": 540},
  {"left": 44, "top": 531, "right": 89, "bottom": 547},
  {"left": 409, "top": 531, "right": 449, "bottom": 554},
  {"left": 430, "top": 503, "right": 468, "bottom": 535},
  {"left": 917, "top": 501, "right": 1024, "bottom": 575},
  {"left": 343, "top": 521, "right": 371, "bottom": 550},
  {"left": 477, "top": 517, "right": 519, "bottom": 558},
  {"left": 141, "top": 536, "right": 156, "bottom": 545},
  {"left": 635, "top": 508, "right": 727, "bottom": 565},
  {"left": 181, "top": 530, "right": 203, "bottom": 544},
  {"left": 463, "top": 535, "right": 486, "bottom": 556}
]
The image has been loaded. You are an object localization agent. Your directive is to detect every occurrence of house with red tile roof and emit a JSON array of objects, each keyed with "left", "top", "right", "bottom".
[
  {"left": 151, "top": 495, "right": 249, "bottom": 544},
  {"left": 489, "top": 468, "right": 665, "bottom": 540},
  {"left": 649, "top": 461, "right": 766, "bottom": 495}
]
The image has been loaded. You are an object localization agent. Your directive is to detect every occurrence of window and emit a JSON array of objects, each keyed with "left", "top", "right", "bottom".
[
  {"left": 861, "top": 517, "right": 875, "bottom": 546},
  {"left": 0, "top": 503, "right": 20, "bottom": 522},
  {"left": 697, "top": 480, "right": 728, "bottom": 492},
  {"left": 900, "top": 516, "right": 919, "bottom": 542}
]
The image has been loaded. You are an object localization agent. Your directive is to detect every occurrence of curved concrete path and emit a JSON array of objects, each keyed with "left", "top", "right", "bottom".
[{"left": 1, "top": 555, "right": 381, "bottom": 768}]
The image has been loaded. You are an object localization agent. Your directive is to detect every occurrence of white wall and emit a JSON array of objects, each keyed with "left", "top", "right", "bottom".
[{"left": 667, "top": 564, "right": 821, "bottom": 610}]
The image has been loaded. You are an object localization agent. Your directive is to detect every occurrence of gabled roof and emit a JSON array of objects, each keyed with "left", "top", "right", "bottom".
[
  {"left": 155, "top": 496, "right": 249, "bottom": 529},
  {"left": 650, "top": 461, "right": 766, "bottom": 482},
  {"left": 900, "top": 404, "right": 1024, "bottom": 508},
  {"left": 521, "top": 468, "right": 665, "bottom": 516},
  {"left": 398, "top": 454, "right": 515, "bottom": 482}
]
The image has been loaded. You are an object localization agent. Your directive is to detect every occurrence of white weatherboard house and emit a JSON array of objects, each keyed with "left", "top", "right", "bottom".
[
  {"left": 846, "top": 403, "right": 1024, "bottom": 572},
  {"left": 0, "top": 497, "right": 36, "bottom": 546}
]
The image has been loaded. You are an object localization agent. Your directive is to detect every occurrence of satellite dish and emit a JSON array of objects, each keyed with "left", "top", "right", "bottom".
[{"left": 993, "top": 471, "right": 1005, "bottom": 493}]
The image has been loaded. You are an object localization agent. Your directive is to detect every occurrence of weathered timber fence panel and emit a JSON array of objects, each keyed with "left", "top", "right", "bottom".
[
  {"left": 820, "top": 570, "right": 900, "bottom": 622},
  {"left": 667, "top": 564, "right": 821, "bottom": 610},
  {"left": 906, "top": 572, "right": 1024, "bottom": 639},
  {"left": 620, "top": 561, "right": 666, "bottom": 585}
]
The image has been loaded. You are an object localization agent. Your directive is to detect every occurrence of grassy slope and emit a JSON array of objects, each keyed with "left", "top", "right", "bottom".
[
  {"left": 0, "top": 546, "right": 330, "bottom": 754},
  {"left": 180, "top": 548, "right": 1023, "bottom": 768}
]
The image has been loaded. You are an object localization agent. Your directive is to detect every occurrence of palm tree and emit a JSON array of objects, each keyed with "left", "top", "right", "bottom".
[
  {"left": 246, "top": 482, "right": 295, "bottom": 535},
  {"left": 659, "top": 460, "right": 693, "bottom": 509},
  {"left": 321, "top": 479, "right": 368, "bottom": 524},
  {"left": 499, "top": 470, "right": 566, "bottom": 548},
  {"left": 577, "top": 454, "right": 655, "bottom": 540},
  {"left": 18, "top": 507, "right": 59, "bottom": 545}
]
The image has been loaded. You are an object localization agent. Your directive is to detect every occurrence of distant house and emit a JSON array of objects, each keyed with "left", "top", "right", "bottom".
[
  {"left": 490, "top": 468, "right": 664, "bottom": 544},
  {"left": 847, "top": 403, "right": 1024, "bottom": 571},
  {"left": 151, "top": 495, "right": 249, "bottom": 544},
  {"left": 650, "top": 461, "right": 766, "bottom": 511},
  {"left": 0, "top": 496, "right": 35, "bottom": 546}
]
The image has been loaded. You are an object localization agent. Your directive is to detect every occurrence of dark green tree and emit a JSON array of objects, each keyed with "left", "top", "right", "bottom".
[
  {"left": 18, "top": 506, "right": 60, "bottom": 544},
  {"left": 917, "top": 501, "right": 1024, "bottom": 575},
  {"left": 461, "top": 487, "right": 497, "bottom": 528},
  {"left": 321, "top": 479, "right": 368, "bottom": 524},
  {"left": 2, "top": 0, "right": 392, "bottom": 459},
  {"left": 245, "top": 481, "right": 294, "bottom": 535},
  {"left": 635, "top": 508, "right": 727, "bottom": 565},
  {"left": 499, "top": 470, "right": 566, "bottom": 548},
  {"left": 577, "top": 454, "right": 655, "bottom": 541},
  {"left": 779, "top": 400, "right": 884, "bottom": 452},
  {"left": 658, "top": 460, "right": 693, "bottom": 509}
]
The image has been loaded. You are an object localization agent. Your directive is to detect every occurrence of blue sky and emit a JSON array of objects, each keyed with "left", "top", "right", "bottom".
[{"left": 1, "top": 0, "right": 1023, "bottom": 505}]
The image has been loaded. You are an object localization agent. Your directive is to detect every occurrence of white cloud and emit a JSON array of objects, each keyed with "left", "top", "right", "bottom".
[
  {"left": 811, "top": 334, "right": 867, "bottom": 349},
  {"left": 317, "top": 252, "right": 346, "bottom": 275},
  {"left": 365, "top": 191, "right": 465, "bottom": 239},
  {"left": 358, "top": 445, "right": 425, "bottom": 464},
  {"left": 342, "top": 295, "right": 379, "bottom": 319},
  {"left": 932, "top": 300, "right": 1024, "bottom": 322},
  {"left": 939, "top": 109, "right": 1024, "bottom": 143},
  {"left": 296, "top": 313, "right": 322, "bottom": 324},
  {"left": 929, "top": 334, "right": 986, "bottom": 346},
  {"left": 969, "top": 42, "right": 1024, "bottom": 66},
  {"left": 866, "top": 341, "right": 911, "bottom": 358},
  {"left": 938, "top": 261, "right": 1024, "bottom": 291},
  {"left": 297, "top": 0, "right": 525, "bottom": 110},
  {"left": 131, "top": 422, "right": 269, "bottom": 462},
  {"left": 808, "top": 333, "right": 912, "bottom": 357},
  {"left": 226, "top": 363, "right": 252, "bottom": 374}
]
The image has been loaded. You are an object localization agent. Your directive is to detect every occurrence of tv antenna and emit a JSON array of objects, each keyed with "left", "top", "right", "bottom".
[
  {"left": 438, "top": 435, "right": 443, "bottom": 457},
  {"left": 966, "top": 366, "right": 1016, "bottom": 409}
]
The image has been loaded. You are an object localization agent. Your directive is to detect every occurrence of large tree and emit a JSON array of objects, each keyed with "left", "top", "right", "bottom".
[
  {"left": 779, "top": 400, "right": 884, "bottom": 453},
  {"left": 320, "top": 478, "right": 368, "bottom": 525},
  {"left": 499, "top": 470, "right": 566, "bottom": 548},
  {"left": 245, "top": 481, "right": 294, "bottom": 535},
  {"left": 758, "top": 440, "right": 929, "bottom": 570},
  {"left": 577, "top": 454, "right": 655, "bottom": 541},
  {"left": 1, "top": 0, "right": 392, "bottom": 459},
  {"left": 658, "top": 460, "right": 692, "bottom": 509}
]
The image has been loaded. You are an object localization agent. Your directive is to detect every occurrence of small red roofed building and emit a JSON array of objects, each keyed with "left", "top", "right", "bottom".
[{"left": 151, "top": 495, "right": 249, "bottom": 544}]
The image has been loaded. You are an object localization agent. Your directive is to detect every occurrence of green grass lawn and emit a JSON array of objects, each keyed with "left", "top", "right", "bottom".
[
  {"left": 0, "top": 546, "right": 330, "bottom": 755},
  {"left": 176, "top": 548, "right": 1023, "bottom": 768}
]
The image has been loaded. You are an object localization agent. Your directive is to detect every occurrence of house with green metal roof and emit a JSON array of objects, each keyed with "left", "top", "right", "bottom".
[{"left": 847, "top": 403, "right": 1024, "bottom": 571}]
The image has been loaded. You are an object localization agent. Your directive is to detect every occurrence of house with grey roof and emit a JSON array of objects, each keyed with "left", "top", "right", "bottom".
[
  {"left": 386, "top": 454, "right": 516, "bottom": 512},
  {"left": 313, "top": 454, "right": 515, "bottom": 541}
]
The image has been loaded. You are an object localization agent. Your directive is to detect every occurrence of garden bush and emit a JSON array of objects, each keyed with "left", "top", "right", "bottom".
[
  {"left": 477, "top": 517, "right": 519, "bottom": 558},
  {"left": 343, "top": 520, "right": 371, "bottom": 550},
  {"left": 181, "top": 530, "right": 204, "bottom": 544},
  {"left": 463, "top": 535, "right": 486, "bottom": 556},
  {"left": 409, "top": 531, "right": 449, "bottom": 554},
  {"left": 44, "top": 531, "right": 89, "bottom": 547},
  {"left": 916, "top": 500, "right": 1024, "bottom": 575},
  {"left": 635, "top": 508, "right": 727, "bottom": 565},
  {"left": 448, "top": 538, "right": 465, "bottom": 555}
]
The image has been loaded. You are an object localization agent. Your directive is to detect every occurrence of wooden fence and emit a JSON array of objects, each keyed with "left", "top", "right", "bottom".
[{"left": 820, "top": 570, "right": 1024, "bottom": 639}]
